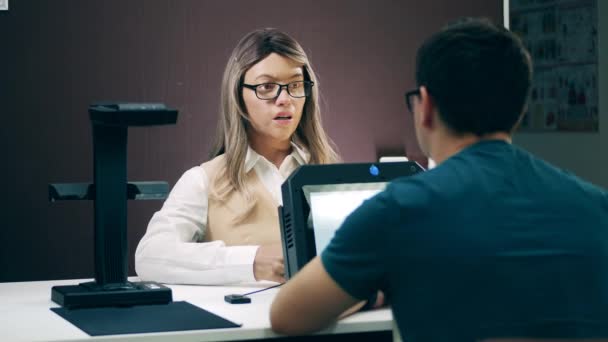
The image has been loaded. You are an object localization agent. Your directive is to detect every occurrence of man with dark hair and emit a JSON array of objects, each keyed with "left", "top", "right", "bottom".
[{"left": 270, "top": 18, "right": 608, "bottom": 341}]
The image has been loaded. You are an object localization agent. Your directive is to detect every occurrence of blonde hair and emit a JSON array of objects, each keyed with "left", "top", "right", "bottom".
[{"left": 209, "top": 28, "right": 339, "bottom": 208}]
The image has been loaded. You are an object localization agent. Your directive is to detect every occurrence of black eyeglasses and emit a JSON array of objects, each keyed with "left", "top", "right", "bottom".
[
  {"left": 405, "top": 89, "right": 421, "bottom": 113},
  {"left": 242, "top": 81, "right": 314, "bottom": 100}
]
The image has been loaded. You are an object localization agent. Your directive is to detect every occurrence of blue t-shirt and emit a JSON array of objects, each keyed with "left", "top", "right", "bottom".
[{"left": 322, "top": 140, "right": 608, "bottom": 341}]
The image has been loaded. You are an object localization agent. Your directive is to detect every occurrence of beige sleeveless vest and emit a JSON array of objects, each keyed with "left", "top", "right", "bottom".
[{"left": 201, "top": 155, "right": 281, "bottom": 246}]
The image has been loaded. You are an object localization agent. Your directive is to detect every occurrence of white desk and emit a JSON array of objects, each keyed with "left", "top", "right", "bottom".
[{"left": 0, "top": 278, "right": 394, "bottom": 341}]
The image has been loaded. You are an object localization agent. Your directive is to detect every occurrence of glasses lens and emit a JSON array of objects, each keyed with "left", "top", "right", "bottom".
[
  {"left": 287, "top": 81, "right": 307, "bottom": 98},
  {"left": 256, "top": 83, "right": 280, "bottom": 99}
]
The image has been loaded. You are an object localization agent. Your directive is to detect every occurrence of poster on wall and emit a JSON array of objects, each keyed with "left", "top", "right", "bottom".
[{"left": 510, "top": 0, "right": 598, "bottom": 132}]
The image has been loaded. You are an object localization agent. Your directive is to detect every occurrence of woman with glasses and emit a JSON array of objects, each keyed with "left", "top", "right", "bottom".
[{"left": 135, "top": 28, "right": 339, "bottom": 285}]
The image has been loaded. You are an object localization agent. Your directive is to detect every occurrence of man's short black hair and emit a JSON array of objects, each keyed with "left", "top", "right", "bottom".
[{"left": 415, "top": 17, "right": 533, "bottom": 136}]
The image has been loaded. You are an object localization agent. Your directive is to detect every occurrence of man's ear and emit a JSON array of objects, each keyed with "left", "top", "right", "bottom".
[{"left": 418, "top": 86, "right": 435, "bottom": 129}]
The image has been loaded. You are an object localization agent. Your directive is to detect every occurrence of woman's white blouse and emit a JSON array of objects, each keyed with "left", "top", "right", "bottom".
[{"left": 135, "top": 144, "right": 308, "bottom": 285}]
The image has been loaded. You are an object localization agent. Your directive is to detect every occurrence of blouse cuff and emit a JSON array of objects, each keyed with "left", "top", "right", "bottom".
[{"left": 225, "top": 245, "right": 260, "bottom": 283}]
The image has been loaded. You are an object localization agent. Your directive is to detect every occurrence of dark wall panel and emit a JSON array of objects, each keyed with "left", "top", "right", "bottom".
[{"left": 0, "top": 0, "right": 502, "bottom": 282}]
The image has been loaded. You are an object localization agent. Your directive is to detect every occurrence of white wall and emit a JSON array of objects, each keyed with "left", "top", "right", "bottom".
[{"left": 507, "top": 0, "right": 608, "bottom": 188}]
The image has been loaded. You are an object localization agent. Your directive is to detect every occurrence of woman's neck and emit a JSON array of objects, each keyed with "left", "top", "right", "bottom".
[{"left": 249, "top": 136, "right": 292, "bottom": 168}]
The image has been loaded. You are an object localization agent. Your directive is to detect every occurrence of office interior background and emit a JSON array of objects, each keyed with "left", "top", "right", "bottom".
[{"left": 0, "top": 0, "right": 604, "bottom": 283}]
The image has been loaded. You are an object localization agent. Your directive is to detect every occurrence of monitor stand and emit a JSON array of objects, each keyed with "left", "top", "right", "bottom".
[{"left": 49, "top": 103, "right": 177, "bottom": 309}]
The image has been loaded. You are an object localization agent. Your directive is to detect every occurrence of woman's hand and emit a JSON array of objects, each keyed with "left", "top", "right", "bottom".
[{"left": 254, "top": 243, "right": 285, "bottom": 283}]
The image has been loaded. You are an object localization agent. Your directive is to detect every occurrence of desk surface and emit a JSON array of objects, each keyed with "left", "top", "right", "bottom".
[{"left": 0, "top": 278, "right": 393, "bottom": 342}]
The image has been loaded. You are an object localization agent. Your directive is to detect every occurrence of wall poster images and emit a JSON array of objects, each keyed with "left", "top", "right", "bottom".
[{"left": 510, "top": 0, "right": 598, "bottom": 132}]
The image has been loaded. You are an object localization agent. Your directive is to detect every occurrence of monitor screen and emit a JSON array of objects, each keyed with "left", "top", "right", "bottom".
[
  {"left": 278, "top": 161, "right": 424, "bottom": 279},
  {"left": 303, "top": 183, "right": 387, "bottom": 254}
]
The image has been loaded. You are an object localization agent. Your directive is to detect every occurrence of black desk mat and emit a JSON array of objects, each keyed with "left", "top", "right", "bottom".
[{"left": 51, "top": 301, "right": 240, "bottom": 336}]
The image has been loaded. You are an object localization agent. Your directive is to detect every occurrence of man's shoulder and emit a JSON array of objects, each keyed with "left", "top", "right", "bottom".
[
  {"left": 520, "top": 147, "right": 608, "bottom": 197},
  {"left": 388, "top": 158, "right": 471, "bottom": 192},
  {"left": 382, "top": 169, "right": 449, "bottom": 210}
]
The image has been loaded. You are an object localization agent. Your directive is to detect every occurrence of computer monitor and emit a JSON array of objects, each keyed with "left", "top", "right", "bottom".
[{"left": 279, "top": 162, "right": 424, "bottom": 279}]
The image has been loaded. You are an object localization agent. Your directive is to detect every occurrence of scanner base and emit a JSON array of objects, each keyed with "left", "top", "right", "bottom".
[{"left": 51, "top": 281, "right": 172, "bottom": 309}]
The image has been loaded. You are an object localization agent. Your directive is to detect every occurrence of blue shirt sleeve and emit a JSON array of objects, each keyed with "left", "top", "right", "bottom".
[{"left": 320, "top": 189, "right": 396, "bottom": 300}]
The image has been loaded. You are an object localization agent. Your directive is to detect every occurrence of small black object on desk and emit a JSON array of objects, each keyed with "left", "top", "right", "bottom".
[
  {"left": 224, "top": 294, "right": 252, "bottom": 304},
  {"left": 49, "top": 103, "right": 178, "bottom": 309},
  {"left": 224, "top": 283, "right": 284, "bottom": 304}
]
